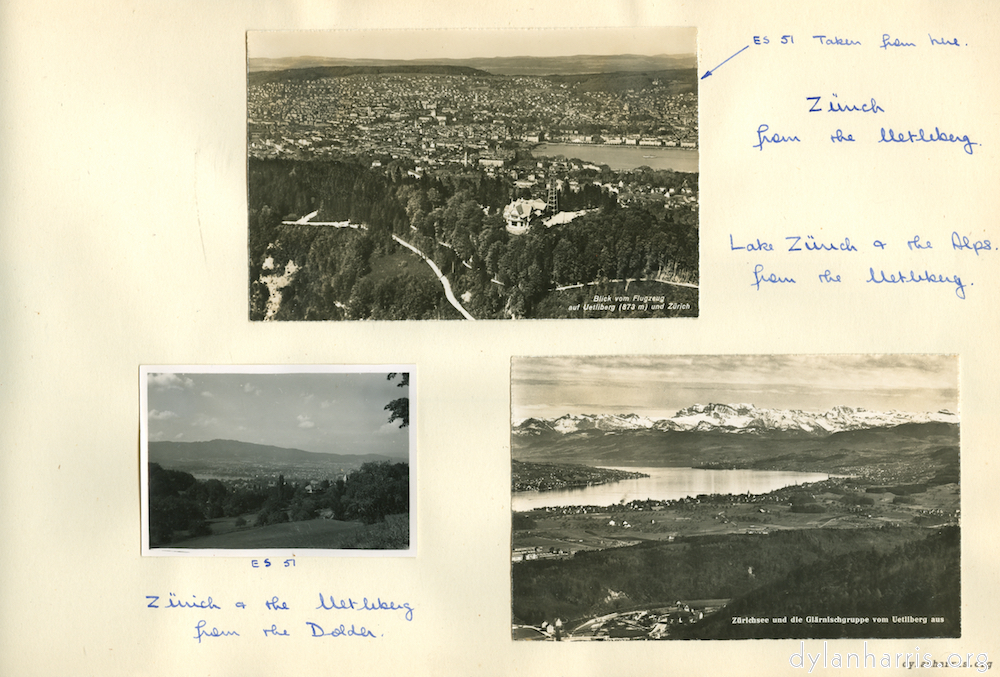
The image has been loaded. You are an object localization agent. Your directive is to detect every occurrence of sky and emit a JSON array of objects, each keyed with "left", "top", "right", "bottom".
[
  {"left": 145, "top": 369, "right": 409, "bottom": 458},
  {"left": 511, "top": 355, "right": 958, "bottom": 422},
  {"left": 248, "top": 27, "right": 696, "bottom": 61}
]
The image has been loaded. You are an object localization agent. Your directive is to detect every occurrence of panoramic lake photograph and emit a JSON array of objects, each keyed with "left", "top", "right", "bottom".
[
  {"left": 141, "top": 365, "right": 414, "bottom": 556},
  {"left": 510, "top": 355, "right": 960, "bottom": 640}
]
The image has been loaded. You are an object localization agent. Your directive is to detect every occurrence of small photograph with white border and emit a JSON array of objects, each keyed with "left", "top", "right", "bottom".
[
  {"left": 511, "top": 355, "right": 959, "bottom": 640},
  {"left": 140, "top": 365, "right": 414, "bottom": 557}
]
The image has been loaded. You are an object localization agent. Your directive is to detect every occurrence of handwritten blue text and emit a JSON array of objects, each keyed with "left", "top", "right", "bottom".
[
  {"left": 317, "top": 593, "right": 414, "bottom": 621},
  {"left": 881, "top": 34, "right": 916, "bottom": 49},
  {"left": 812, "top": 35, "right": 861, "bottom": 46},
  {"left": 866, "top": 267, "right": 969, "bottom": 299},
  {"left": 752, "top": 264, "right": 796, "bottom": 290},
  {"left": 730, "top": 234, "right": 774, "bottom": 252},
  {"left": 194, "top": 620, "right": 239, "bottom": 643},
  {"left": 787, "top": 236, "right": 858, "bottom": 252},
  {"left": 879, "top": 127, "right": 979, "bottom": 155},
  {"left": 754, "top": 124, "right": 801, "bottom": 151},
  {"left": 808, "top": 95, "right": 884, "bottom": 114},
  {"left": 951, "top": 232, "right": 992, "bottom": 255},
  {"left": 929, "top": 35, "right": 961, "bottom": 47},
  {"left": 146, "top": 593, "right": 220, "bottom": 610},
  {"left": 306, "top": 622, "right": 377, "bottom": 639}
]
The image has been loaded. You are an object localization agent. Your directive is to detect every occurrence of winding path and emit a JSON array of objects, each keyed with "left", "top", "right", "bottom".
[
  {"left": 279, "top": 217, "right": 474, "bottom": 320},
  {"left": 391, "top": 235, "right": 475, "bottom": 320}
]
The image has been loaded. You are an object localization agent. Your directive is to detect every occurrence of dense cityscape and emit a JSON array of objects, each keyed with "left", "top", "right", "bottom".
[{"left": 248, "top": 68, "right": 698, "bottom": 165}]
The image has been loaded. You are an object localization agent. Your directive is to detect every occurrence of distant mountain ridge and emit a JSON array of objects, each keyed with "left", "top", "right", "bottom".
[
  {"left": 248, "top": 64, "right": 491, "bottom": 86},
  {"left": 149, "top": 439, "right": 397, "bottom": 468},
  {"left": 514, "top": 404, "right": 959, "bottom": 438},
  {"left": 248, "top": 53, "right": 696, "bottom": 76}
]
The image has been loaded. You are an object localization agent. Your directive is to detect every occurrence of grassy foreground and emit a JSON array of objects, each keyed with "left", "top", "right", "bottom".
[{"left": 165, "top": 513, "right": 409, "bottom": 550}]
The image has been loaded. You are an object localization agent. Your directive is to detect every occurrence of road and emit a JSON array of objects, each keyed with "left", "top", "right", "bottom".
[
  {"left": 391, "top": 235, "right": 476, "bottom": 320},
  {"left": 278, "top": 218, "right": 475, "bottom": 319}
]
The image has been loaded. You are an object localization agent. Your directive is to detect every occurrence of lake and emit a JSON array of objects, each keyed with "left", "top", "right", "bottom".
[
  {"left": 532, "top": 143, "right": 699, "bottom": 173},
  {"left": 511, "top": 466, "right": 830, "bottom": 511}
]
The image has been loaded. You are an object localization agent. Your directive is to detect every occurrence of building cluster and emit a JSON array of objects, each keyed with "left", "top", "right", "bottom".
[
  {"left": 511, "top": 462, "right": 650, "bottom": 493},
  {"left": 533, "top": 601, "right": 717, "bottom": 641},
  {"left": 248, "top": 72, "right": 697, "bottom": 164},
  {"left": 511, "top": 545, "right": 570, "bottom": 563}
]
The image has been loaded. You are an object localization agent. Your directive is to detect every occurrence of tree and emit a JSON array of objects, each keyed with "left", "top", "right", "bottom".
[
  {"left": 385, "top": 372, "right": 409, "bottom": 428},
  {"left": 342, "top": 461, "right": 410, "bottom": 524},
  {"left": 551, "top": 238, "right": 579, "bottom": 285}
]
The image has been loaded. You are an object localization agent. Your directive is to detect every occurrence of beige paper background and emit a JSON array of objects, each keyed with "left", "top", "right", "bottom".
[{"left": 2, "top": 1, "right": 998, "bottom": 675}]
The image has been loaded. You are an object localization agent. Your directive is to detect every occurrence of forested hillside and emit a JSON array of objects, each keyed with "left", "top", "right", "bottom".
[
  {"left": 513, "top": 527, "right": 959, "bottom": 638},
  {"left": 248, "top": 158, "right": 698, "bottom": 320},
  {"left": 148, "top": 460, "right": 408, "bottom": 546}
]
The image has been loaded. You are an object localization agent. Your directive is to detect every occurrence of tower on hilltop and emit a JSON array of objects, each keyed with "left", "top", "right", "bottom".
[{"left": 547, "top": 180, "right": 558, "bottom": 213}]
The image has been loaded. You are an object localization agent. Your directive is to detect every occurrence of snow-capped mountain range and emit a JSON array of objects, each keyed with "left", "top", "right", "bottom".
[{"left": 514, "top": 403, "right": 959, "bottom": 437}]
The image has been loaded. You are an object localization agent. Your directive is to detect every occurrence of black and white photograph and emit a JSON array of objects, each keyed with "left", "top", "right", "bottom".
[
  {"left": 248, "top": 28, "right": 699, "bottom": 320},
  {"left": 140, "top": 366, "right": 414, "bottom": 556},
  {"left": 511, "top": 355, "right": 960, "bottom": 640}
]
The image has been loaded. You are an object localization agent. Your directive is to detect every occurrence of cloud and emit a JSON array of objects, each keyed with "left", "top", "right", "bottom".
[
  {"left": 376, "top": 421, "right": 402, "bottom": 435},
  {"left": 174, "top": 433, "right": 184, "bottom": 439},
  {"left": 201, "top": 391, "right": 214, "bottom": 398},
  {"left": 320, "top": 400, "right": 335, "bottom": 409},
  {"left": 243, "top": 383, "right": 262, "bottom": 396},
  {"left": 191, "top": 415, "right": 219, "bottom": 428},
  {"left": 149, "top": 430, "right": 166, "bottom": 441},
  {"left": 149, "top": 409, "right": 178, "bottom": 420},
  {"left": 148, "top": 373, "right": 194, "bottom": 390},
  {"left": 297, "top": 414, "right": 315, "bottom": 429}
]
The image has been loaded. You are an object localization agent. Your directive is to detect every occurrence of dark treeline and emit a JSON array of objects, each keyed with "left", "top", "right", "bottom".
[
  {"left": 148, "top": 461, "right": 409, "bottom": 546},
  {"left": 674, "top": 527, "right": 960, "bottom": 639},
  {"left": 512, "top": 527, "right": 959, "bottom": 637},
  {"left": 248, "top": 157, "right": 698, "bottom": 320}
]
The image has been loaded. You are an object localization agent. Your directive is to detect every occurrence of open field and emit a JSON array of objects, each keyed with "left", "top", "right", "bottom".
[
  {"left": 513, "top": 477, "right": 959, "bottom": 556},
  {"left": 167, "top": 516, "right": 364, "bottom": 549}
]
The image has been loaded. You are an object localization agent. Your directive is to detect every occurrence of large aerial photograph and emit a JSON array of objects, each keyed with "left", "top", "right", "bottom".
[
  {"left": 511, "top": 355, "right": 960, "bottom": 640},
  {"left": 141, "top": 366, "right": 413, "bottom": 555},
  {"left": 247, "top": 28, "right": 699, "bottom": 320}
]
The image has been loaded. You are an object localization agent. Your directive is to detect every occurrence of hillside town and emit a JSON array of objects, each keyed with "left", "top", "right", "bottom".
[
  {"left": 511, "top": 460, "right": 648, "bottom": 493},
  {"left": 513, "top": 600, "right": 722, "bottom": 641}
]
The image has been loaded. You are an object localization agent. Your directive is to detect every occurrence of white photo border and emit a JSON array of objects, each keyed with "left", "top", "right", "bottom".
[{"left": 139, "top": 364, "right": 416, "bottom": 558}]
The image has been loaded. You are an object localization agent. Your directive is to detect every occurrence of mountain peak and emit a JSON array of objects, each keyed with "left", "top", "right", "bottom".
[{"left": 514, "top": 404, "right": 959, "bottom": 437}]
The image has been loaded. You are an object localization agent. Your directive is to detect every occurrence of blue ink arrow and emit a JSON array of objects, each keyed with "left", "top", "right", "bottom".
[{"left": 701, "top": 45, "right": 750, "bottom": 79}]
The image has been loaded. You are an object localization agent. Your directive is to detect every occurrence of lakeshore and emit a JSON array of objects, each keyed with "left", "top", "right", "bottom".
[{"left": 532, "top": 143, "right": 699, "bottom": 172}]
